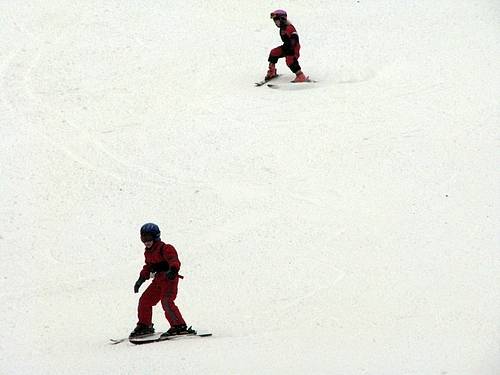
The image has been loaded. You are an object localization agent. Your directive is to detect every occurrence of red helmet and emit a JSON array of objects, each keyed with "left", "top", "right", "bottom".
[{"left": 270, "top": 9, "right": 287, "bottom": 20}]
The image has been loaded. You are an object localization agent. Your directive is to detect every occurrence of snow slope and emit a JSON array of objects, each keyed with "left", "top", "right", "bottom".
[{"left": 1, "top": 1, "right": 499, "bottom": 374}]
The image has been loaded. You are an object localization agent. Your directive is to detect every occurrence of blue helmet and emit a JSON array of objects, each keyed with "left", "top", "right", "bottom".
[{"left": 140, "top": 223, "right": 161, "bottom": 241}]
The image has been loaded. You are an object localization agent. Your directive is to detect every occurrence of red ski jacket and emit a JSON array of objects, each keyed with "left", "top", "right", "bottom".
[
  {"left": 279, "top": 23, "right": 300, "bottom": 55},
  {"left": 139, "top": 240, "right": 181, "bottom": 280}
]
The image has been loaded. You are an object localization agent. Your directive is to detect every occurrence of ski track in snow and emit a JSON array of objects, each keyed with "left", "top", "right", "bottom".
[{"left": 2, "top": 29, "right": 206, "bottom": 194}]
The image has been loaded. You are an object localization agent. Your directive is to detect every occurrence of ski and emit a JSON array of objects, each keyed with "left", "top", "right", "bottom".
[
  {"left": 109, "top": 332, "right": 156, "bottom": 345},
  {"left": 254, "top": 74, "right": 281, "bottom": 87},
  {"left": 111, "top": 329, "right": 212, "bottom": 345},
  {"left": 129, "top": 330, "right": 212, "bottom": 345},
  {"left": 267, "top": 78, "right": 317, "bottom": 89},
  {"left": 109, "top": 337, "right": 129, "bottom": 345}
]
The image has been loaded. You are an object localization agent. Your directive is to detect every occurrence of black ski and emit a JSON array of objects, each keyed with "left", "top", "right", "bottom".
[
  {"left": 129, "top": 330, "right": 212, "bottom": 345},
  {"left": 255, "top": 74, "right": 281, "bottom": 87},
  {"left": 267, "top": 78, "right": 317, "bottom": 89},
  {"left": 109, "top": 332, "right": 155, "bottom": 345},
  {"left": 109, "top": 337, "right": 128, "bottom": 345},
  {"left": 110, "top": 330, "right": 212, "bottom": 345}
]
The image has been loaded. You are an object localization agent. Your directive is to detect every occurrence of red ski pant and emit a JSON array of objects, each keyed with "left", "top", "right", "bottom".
[
  {"left": 137, "top": 276, "right": 186, "bottom": 327},
  {"left": 268, "top": 45, "right": 301, "bottom": 73}
]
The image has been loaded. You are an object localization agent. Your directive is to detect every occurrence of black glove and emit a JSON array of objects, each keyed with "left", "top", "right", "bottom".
[
  {"left": 150, "top": 262, "right": 169, "bottom": 273},
  {"left": 165, "top": 268, "right": 178, "bottom": 280},
  {"left": 134, "top": 277, "right": 146, "bottom": 293}
]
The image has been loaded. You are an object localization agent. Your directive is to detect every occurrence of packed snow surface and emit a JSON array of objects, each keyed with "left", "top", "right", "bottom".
[{"left": 1, "top": 1, "right": 499, "bottom": 374}]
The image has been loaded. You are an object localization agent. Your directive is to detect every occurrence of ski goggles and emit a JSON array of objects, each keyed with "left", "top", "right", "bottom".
[
  {"left": 141, "top": 235, "right": 155, "bottom": 243},
  {"left": 270, "top": 12, "right": 285, "bottom": 19}
]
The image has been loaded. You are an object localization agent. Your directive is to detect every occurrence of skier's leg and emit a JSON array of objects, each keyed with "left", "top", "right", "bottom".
[
  {"left": 286, "top": 55, "right": 301, "bottom": 73},
  {"left": 137, "top": 282, "right": 162, "bottom": 325},
  {"left": 287, "top": 44, "right": 307, "bottom": 82},
  {"left": 268, "top": 46, "right": 285, "bottom": 64},
  {"left": 161, "top": 277, "right": 186, "bottom": 327},
  {"left": 286, "top": 55, "right": 308, "bottom": 82},
  {"left": 266, "top": 46, "right": 285, "bottom": 79}
]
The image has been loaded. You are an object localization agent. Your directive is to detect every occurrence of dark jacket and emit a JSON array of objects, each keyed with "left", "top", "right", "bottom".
[{"left": 139, "top": 240, "right": 181, "bottom": 280}]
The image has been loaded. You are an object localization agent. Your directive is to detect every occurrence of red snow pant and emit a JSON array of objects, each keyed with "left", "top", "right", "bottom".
[
  {"left": 137, "top": 275, "right": 186, "bottom": 327},
  {"left": 268, "top": 45, "right": 301, "bottom": 73}
]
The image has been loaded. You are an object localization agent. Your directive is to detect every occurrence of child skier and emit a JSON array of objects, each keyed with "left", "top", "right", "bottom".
[
  {"left": 130, "top": 223, "right": 194, "bottom": 338},
  {"left": 265, "top": 9, "right": 309, "bottom": 82}
]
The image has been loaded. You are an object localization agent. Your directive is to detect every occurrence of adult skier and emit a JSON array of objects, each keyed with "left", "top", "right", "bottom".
[
  {"left": 129, "top": 223, "right": 194, "bottom": 338},
  {"left": 265, "top": 9, "right": 309, "bottom": 82}
]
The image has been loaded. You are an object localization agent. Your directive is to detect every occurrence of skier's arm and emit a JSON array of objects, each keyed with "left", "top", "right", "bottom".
[
  {"left": 282, "top": 25, "right": 299, "bottom": 54},
  {"left": 162, "top": 244, "right": 181, "bottom": 272},
  {"left": 134, "top": 277, "right": 146, "bottom": 293},
  {"left": 139, "top": 263, "right": 152, "bottom": 279}
]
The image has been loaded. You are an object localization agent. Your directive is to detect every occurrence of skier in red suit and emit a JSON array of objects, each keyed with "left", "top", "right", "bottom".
[
  {"left": 265, "top": 9, "right": 309, "bottom": 82},
  {"left": 130, "top": 223, "right": 194, "bottom": 338}
]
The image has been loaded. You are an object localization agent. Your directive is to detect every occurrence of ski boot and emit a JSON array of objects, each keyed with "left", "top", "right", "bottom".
[
  {"left": 160, "top": 324, "right": 196, "bottom": 338},
  {"left": 265, "top": 64, "right": 277, "bottom": 81},
  {"left": 292, "top": 71, "right": 309, "bottom": 83},
  {"left": 129, "top": 323, "right": 155, "bottom": 338}
]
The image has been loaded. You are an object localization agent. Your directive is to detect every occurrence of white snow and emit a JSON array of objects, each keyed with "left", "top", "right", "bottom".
[{"left": 1, "top": 1, "right": 499, "bottom": 374}]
